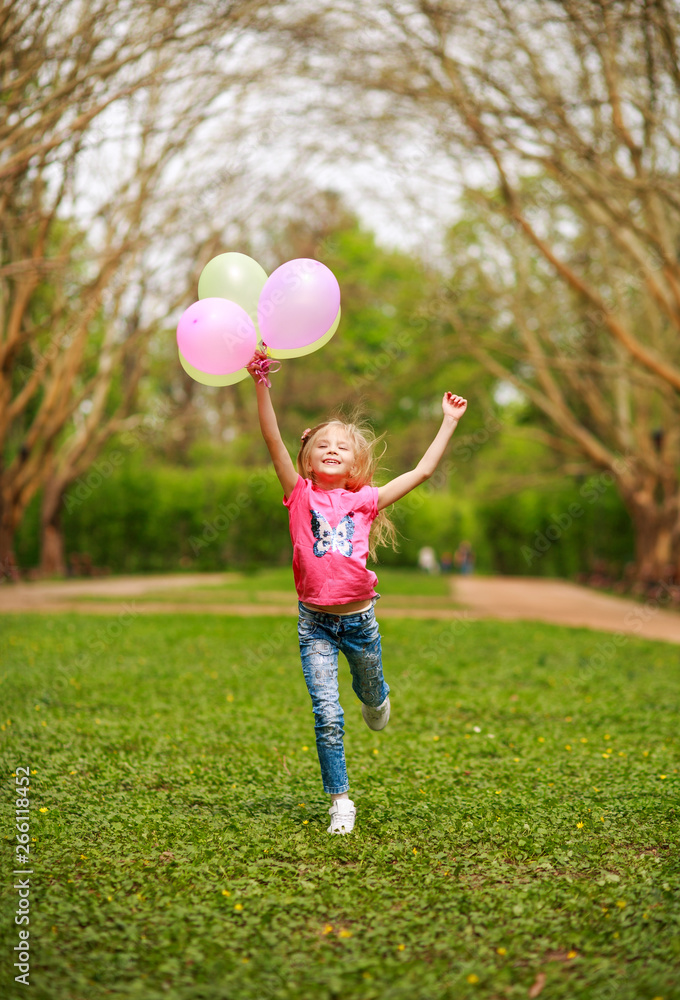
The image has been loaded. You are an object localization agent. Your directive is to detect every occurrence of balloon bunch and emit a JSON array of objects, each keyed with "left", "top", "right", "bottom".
[{"left": 176, "top": 252, "right": 341, "bottom": 387}]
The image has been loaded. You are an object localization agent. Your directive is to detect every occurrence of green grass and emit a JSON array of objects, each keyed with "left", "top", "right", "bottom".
[
  {"left": 71, "top": 566, "right": 453, "bottom": 603},
  {"left": 1, "top": 613, "right": 679, "bottom": 1000}
]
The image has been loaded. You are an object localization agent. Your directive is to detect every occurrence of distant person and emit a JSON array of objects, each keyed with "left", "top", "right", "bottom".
[
  {"left": 440, "top": 551, "right": 454, "bottom": 573},
  {"left": 248, "top": 349, "right": 467, "bottom": 835},
  {"left": 454, "top": 540, "right": 475, "bottom": 574},
  {"left": 418, "top": 546, "right": 439, "bottom": 574}
]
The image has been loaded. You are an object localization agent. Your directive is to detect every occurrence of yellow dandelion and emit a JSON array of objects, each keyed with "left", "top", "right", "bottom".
[
  {"left": 226, "top": 694, "right": 234, "bottom": 702},
  {"left": 466, "top": 973, "right": 480, "bottom": 984},
  {"left": 565, "top": 745, "right": 572, "bottom": 751},
  {"left": 372, "top": 748, "right": 379, "bottom": 754},
  {"left": 538, "top": 737, "right": 545, "bottom": 743},
  {"left": 433, "top": 735, "right": 440, "bottom": 741},
  {"left": 339, "top": 929, "right": 352, "bottom": 938},
  {"left": 604, "top": 734, "right": 611, "bottom": 740},
  {"left": 397, "top": 943, "right": 405, "bottom": 951},
  {"left": 302, "top": 746, "right": 309, "bottom": 751},
  {"left": 576, "top": 821, "right": 584, "bottom": 829},
  {"left": 413, "top": 847, "right": 418, "bottom": 855},
  {"left": 107, "top": 895, "right": 113, "bottom": 902},
  {"left": 496, "top": 946, "right": 507, "bottom": 955},
  {"left": 659, "top": 774, "right": 667, "bottom": 780},
  {"left": 513, "top": 757, "right": 520, "bottom": 762},
  {"left": 302, "top": 820, "right": 309, "bottom": 825},
  {"left": 234, "top": 903, "right": 244, "bottom": 912},
  {"left": 39, "top": 807, "right": 48, "bottom": 813},
  {"left": 580, "top": 738, "right": 588, "bottom": 743},
  {"left": 241, "top": 957, "right": 250, "bottom": 963},
  {"left": 643, "top": 750, "right": 649, "bottom": 757},
  {"left": 616, "top": 900, "right": 626, "bottom": 908},
  {"left": 322, "top": 924, "right": 333, "bottom": 935},
  {"left": 222, "top": 890, "right": 231, "bottom": 897},
  {"left": 567, "top": 950, "right": 577, "bottom": 958}
]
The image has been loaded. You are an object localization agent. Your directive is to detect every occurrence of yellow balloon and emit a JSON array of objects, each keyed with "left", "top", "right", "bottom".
[
  {"left": 266, "top": 307, "right": 341, "bottom": 359},
  {"left": 198, "top": 253, "right": 267, "bottom": 326},
  {"left": 178, "top": 349, "right": 250, "bottom": 386}
]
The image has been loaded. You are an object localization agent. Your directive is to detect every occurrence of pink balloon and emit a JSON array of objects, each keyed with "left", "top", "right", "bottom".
[
  {"left": 258, "top": 259, "right": 340, "bottom": 351},
  {"left": 176, "top": 298, "right": 256, "bottom": 375}
]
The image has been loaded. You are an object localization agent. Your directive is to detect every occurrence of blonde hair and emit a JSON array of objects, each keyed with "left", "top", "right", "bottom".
[{"left": 296, "top": 417, "right": 397, "bottom": 561}]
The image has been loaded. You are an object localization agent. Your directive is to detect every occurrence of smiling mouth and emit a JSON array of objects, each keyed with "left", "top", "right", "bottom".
[{"left": 323, "top": 459, "right": 340, "bottom": 465}]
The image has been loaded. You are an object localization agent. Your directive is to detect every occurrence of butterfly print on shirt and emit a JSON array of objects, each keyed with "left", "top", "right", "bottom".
[{"left": 310, "top": 509, "right": 355, "bottom": 557}]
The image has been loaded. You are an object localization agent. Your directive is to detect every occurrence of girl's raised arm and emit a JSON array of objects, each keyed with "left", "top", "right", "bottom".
[
  {"left": 377, "top": 392, "right": 467, "bottom": 512},
  {"left": 248, "top": 358, "right": 299, "bottom": 499}
]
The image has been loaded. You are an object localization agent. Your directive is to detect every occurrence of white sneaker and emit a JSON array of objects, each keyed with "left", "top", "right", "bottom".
[
  {"left": 361, "top": 695, "right": 390, "bottom": 731},
  {"left": 327, "top": 798, "right": 356, "bottom": 834}
]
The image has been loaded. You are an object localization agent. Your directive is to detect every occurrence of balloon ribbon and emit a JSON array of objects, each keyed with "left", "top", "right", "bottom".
[{"left": 249, "top": 348, "right": 282, "bottom": 388}]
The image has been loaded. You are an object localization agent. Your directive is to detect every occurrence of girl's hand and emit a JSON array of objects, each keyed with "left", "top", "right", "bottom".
[
  {"left": 246, "top": 348, "right": 269, "bottom": 382},
  {"left": 247, "top": 349, "right": 281, "bottom": 388},
  {"left": 442, "top": 392, "right": 467, "bottom": 420}
]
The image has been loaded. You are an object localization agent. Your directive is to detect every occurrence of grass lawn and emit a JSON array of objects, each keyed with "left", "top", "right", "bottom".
[
  {"left": 70, "top": 566, "right": 454, "bottom": 604},
  {"left": 1, "top": 612, "right": 679, "bottom": 1000}
]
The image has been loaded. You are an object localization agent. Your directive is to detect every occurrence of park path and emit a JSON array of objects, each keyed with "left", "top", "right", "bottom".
[{"left": 1, "top": 572, "right": 679, "bottom": 645}]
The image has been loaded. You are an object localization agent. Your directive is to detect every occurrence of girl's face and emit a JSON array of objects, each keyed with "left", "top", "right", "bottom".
[{"left": 306, "top": 426, "right": 355, "bottom": 489}]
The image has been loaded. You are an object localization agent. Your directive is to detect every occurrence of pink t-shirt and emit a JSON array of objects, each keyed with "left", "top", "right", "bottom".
[{"left": 283, "top": 476, "right": 379, "bottom": 605}]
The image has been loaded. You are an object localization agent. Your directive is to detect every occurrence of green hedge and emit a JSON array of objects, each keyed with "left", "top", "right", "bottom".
[
  {"left": 14, "top": 456, "right": 634, "bottom": 576},
  {"left": 476, "top": 471, "right": 634, "bottom": 576},
  {"left": 15, "top": 458, "right": 292, "bottom": 573}
]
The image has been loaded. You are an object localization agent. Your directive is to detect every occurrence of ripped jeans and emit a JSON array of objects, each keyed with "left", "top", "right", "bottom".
[{"left": 298, "top": 598, "right": 390, "bottom": 795}]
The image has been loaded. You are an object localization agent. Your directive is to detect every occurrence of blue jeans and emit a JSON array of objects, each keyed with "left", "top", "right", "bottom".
[{"left": 298, "top": 598, "right": 390, "bottom": 795}]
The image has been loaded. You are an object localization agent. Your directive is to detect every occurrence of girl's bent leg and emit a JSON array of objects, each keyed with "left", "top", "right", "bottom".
[
  {"left": 299, "top": 626, "right": 350, "bottom": 795},
  {"left": 342, "top": 612, "right": 390, "bottom": 708}
]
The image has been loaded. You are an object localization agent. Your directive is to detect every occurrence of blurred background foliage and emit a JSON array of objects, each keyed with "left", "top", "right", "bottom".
[{"left": 14, "top": 195, "right": 634, "bottom": 577}]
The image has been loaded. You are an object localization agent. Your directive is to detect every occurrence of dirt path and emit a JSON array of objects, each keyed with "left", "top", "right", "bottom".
[
  {"left": 1, "top": 573, "right": 679, "bottom": 645},
  {"left": 450, "top": 575, "right": 680, "bottom": 645}
]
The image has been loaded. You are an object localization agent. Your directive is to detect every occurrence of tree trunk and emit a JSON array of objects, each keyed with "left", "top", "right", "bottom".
[
  {"left": 0, "top": 515, "right": 19, "bottom": 581},
  {"left": 624, "top": 495, "right": 680, "bottom": 583},
  {"left": 39, "top": 481, "right": 67, "bottom": 578}
]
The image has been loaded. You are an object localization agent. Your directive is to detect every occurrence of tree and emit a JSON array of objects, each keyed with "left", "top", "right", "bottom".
[
  {"left": 0, "top": 0, "right": 284, "bottom": 576},
  {"left": 276, "top": 0, "right": 680, "bottom": 583}
]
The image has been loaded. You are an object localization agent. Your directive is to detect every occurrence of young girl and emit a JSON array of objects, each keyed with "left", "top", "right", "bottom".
[{"left": 248, "top": 353, "right": 467, "bottom": 834}]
